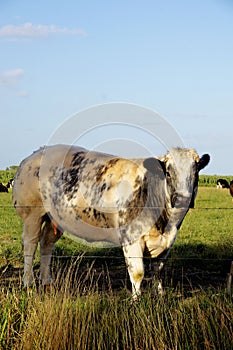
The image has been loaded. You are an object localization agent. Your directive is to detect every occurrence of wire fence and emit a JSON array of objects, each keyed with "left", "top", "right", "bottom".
[
  {"left": 1, "top": 204, "right": 232, "bottom": 262},
  {"left": 1, "top": 205, "right": 233, "bottom": 210}
]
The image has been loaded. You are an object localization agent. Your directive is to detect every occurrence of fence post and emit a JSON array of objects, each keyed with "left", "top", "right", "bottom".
[{"left": 226, "top": 261, "right": 233, "bottom": 295}]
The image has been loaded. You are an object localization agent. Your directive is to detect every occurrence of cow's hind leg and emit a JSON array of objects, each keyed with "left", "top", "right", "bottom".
[
  {"left": 123, "top": 240, "right": 145, "bottom": 301},
  {"left": 23, "top": 218, "right": 42, "bottom": 287},
  {"left": 40, "top": 220, "right": 61, "bottom": 285}
]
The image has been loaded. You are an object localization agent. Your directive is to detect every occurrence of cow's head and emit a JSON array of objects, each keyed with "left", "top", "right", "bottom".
[{"left": 158, "top": 148, "right": 210, "bottom": 209}]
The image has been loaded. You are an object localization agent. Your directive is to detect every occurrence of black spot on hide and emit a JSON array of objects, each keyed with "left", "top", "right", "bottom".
[
  {"left": 34, "top": 167, "right": 40, "bottom": 178},
  {"left": 101, "top": 182, "right": 107, "bottom": 192},
  {"left": 58, "top": 167, "right": 80, "bottom": 200},
  {"left": 71, "top": 151, "right": 86, "bottom": 167},
  {"left": 93, "top": 208, "right": 101, "bottom": 221},
  {"left": 82, "top": 207, "right": 108, "bottom": 226},
  {"left": 96, "top": 158, "right": 120, "bottom": 181},
  {"left": 119, "top": 177, "right": 148, "bottom": 224},
  {"left": 55, "top": 152, "right": 90, "bottom": 200}
]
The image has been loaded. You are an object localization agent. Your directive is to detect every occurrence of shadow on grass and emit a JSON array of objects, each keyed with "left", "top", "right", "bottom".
[{"left": 0, "top": 242, "right": 232, "bottom": 297}]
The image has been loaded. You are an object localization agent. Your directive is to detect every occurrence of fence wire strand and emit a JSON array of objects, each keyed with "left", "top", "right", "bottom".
[
  {"left": 1, "top": 205, "right": 233, "bottom": 210},
  {"left": 1, "top": 204, "right": 232, "bottom": 263}
]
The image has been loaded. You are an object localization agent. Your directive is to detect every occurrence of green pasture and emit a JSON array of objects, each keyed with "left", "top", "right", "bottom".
[
  {"left": 0, "top": 184, "right": 232, "bottom": 271},
  {"left": 199, "top": 174, "right": 233, "bottom": 187},
  {"left": 0, "top": 183, "right": 232, "bottom": 349}
]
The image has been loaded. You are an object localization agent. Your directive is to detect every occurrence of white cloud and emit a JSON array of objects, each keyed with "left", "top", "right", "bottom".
[
  {"left": 0, "top": 22, "right": 87, "bottom": 39},
  {"left": 16, "top": 90, "right": 29, "bottom": 98},
  {"left": 0, "top": 68, "right": 24, "bottom": 88},
  {"left": 2, "top": 68, "right": 24, "bottom": 78},
  {"left": 0, "top": 68, "right": 29, "bottom": 97}
]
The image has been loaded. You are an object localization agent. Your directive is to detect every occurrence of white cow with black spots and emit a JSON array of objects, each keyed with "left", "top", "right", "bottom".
[{"left": 13, "top": 145, "right": 210, "bottom": 299}]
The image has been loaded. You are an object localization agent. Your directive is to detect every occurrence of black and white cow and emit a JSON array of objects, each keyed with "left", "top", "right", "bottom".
[
  {"left": 216, "top": 179, "right": 229, "bottom": 189},
  {"left": 13, "top": 145, "right": 210, "bottom": 299},
  {"left": 0, "top": 182, "right": 8, "bottom": 193},
  {"left": 229, "top": 180, "right": 233, "bottom": 201},
  {"left": 6, "top": 179, "right": 14, "bottom": 188}
]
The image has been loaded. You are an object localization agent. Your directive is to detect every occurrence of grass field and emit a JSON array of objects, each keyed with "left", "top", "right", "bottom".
[{"left": 0, "top": 186, "right": 233, "bottom": 349}]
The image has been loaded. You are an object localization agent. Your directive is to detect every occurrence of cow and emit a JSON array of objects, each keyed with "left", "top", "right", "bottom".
[
  {"left": 13, "top": 145, "right": 210, "bottom": 299},
  {"left": 229, "top": 180, "right": 233, "bottom": 202},
  {"left": 216, "top": 178, "right": 229, "bottom": 189},
  {"left": 6, "top": 179, "right": 14, "bottom": 188},
  {"left": 0, "top": 182, "right": 8, "bottom": 193}
]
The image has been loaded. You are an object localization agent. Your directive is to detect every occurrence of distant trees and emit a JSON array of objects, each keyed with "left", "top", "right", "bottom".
[
  {"left": 5, "top": 165, "right": 18, "bottom": 172},
  {"left": 0, "top": 166, "right": 18, "bottom": 183}
]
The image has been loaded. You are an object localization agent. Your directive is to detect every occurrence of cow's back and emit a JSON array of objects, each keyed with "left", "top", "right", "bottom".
[
  {"left": 14, "top": 144, "right": 153, "bottom": 243},
  {"left": 13, "top": 145, "right": 85, "bottom": 210}
]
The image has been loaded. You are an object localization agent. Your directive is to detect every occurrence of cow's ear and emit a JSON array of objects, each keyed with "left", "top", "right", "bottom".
[
  {"left": 143, "top": 158, "right": 166, "bottom": 178},
  {"left": 198, "top": 154, "right": 210, "bottom": 171}
]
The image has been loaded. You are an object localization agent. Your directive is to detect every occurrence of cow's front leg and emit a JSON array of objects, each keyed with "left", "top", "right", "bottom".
[
  {"left": 122, "top": 239, "right": 145, "bottom": 301},
  {"left": 40, "top": 221, "right": 61, "bottom": 285}
]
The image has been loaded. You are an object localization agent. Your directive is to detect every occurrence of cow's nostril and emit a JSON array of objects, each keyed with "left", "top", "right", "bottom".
[
  {"left": 171, "top": 193, "right": 178, "bottom": 208},
  {"left": 172, "top": 195, "right": 191, "bottom": 209}
]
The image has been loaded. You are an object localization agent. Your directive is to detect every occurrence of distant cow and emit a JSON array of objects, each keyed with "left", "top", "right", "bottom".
[
  {"left": 216, "top": 179, "right": 229, "bottom": 189},
  {"left": 13, "top": 145, "right": 210, "bottom": 299},
  {"left": 0, "top": 183, "right": 8, "bottom": 193},
  {"left": 6, "top": 179, "right": 14, "bottom": 188},
  {"left": 229, "top": 180, "right": 233, "bottom": 201}
]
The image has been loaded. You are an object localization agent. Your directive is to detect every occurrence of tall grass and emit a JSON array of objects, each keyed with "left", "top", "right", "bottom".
[{"left": 0, "top": 268, "right": 232, "bottom": 350}]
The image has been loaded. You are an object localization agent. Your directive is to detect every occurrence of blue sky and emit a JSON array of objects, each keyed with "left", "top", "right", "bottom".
[{"left": 0, "top": 0, "right": 233, "bottom": 174}]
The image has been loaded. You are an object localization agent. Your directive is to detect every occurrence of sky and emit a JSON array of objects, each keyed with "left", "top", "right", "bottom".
[{"left": 0, "top": 0, "right": 233, "bottom": 175}]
